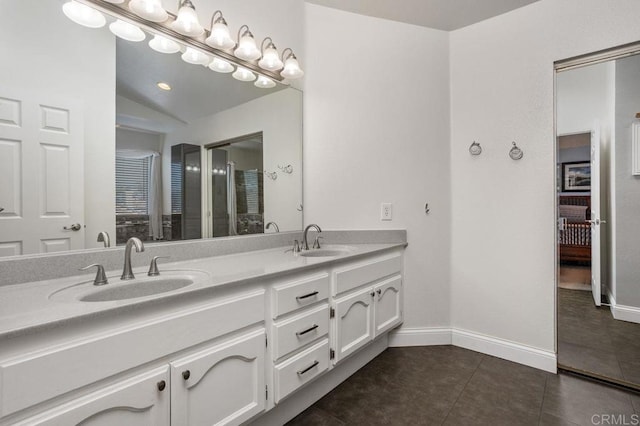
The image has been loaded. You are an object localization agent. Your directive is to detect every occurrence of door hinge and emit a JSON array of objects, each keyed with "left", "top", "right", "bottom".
[
  {"left": 265, "top": 385, "right": 268, "bottom": 400},
  {"left": 330, "top": 307, "right": 335, "bottom": 318},
  {"left": 330, "top": 348, "right": 335, "bottom": 360}
]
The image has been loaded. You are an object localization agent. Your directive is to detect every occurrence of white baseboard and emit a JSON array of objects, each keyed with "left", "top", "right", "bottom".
[
  {"left": 452, "top": 328, "right": 557, "bottom": 373},
  {"left": 608, "top": 292, "right": 640, "bottom": 324},
  {"left": 388, "top": 326, "right": 556, "bottom": 373},
  {"left": 388, "top": 327, "right": 452, "bottom": 347}
]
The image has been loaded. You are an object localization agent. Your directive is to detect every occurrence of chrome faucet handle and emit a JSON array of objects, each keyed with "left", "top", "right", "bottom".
[
  {"left": 79, "top": 264, "right": 108, "bottom": 286},
  {"left": 148, "top": 256, "right": 170, "bottom": 276},
  {"left": 285, "top": 240, "right": 301, "bottom": 255},
  {"left": 312, "top": 236, "right": 323, "bottom": 249}
]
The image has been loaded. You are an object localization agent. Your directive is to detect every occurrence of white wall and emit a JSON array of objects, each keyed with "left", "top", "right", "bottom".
[
  {"left": 116, "top": 128, "right": 163, "bottom": 153},
  {"left": 0, "top": 0, "right": 115, "bottom": 250},
  {"left": 163, "top": 89, "right": 303, "bottom": 232},
  {"left": 450, "top": 0, "right": 640, "bottom": 353},
  {"left": 614, "top": 54, "right": 640, "bottom": 310},
  {"left": 303, "top": 4, "right": 451, "bottom": 329}
]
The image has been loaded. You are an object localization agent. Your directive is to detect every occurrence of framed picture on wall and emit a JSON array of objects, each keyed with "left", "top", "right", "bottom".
[{"left": 562, "top": 161, "right": 591, "bottom": 192}]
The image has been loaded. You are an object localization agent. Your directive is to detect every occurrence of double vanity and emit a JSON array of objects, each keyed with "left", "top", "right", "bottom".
[{"left": 0, "top": 231, "right": 406, "bottom": 425}]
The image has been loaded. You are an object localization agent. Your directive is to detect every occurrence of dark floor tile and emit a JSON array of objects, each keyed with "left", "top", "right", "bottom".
[
  {"left": 618, "top": 358, "right": 640, "bottom": 385},
  {"left": 541, "top": 374, "right": 636, "bottom": 425},
  {"left": 537, "top": 412, "right": 580, "bottom": 426},
  {"left": 443, "top": 356, "right": 549, "bottom": 426},
  {"left": 557, "top": 341, "right": 624, "bottom": 380},
  {"left": 286, "top": 407, "right": 345, "bottom": 426},
  {"left": 632, "top": 393, "right": 640, "bottom": 414}
]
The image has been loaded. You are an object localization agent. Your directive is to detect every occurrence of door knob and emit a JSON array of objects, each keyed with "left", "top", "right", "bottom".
[{"left": 63, "top": 223, "right": 82, "bottom": 231}]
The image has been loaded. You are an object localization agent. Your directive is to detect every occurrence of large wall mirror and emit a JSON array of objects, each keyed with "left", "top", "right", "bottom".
[{"left": 0, "top": 0, "right": 303, "bottom": 257}]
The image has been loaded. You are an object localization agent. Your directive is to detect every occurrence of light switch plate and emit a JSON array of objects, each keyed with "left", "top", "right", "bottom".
[{"left": 381, "top": 203, "right": 392, "bottom": 221}]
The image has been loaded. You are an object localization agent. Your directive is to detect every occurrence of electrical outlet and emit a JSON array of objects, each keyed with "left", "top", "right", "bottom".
[{"left": 381, "top": 203, "right": 392, "bottom": 221}]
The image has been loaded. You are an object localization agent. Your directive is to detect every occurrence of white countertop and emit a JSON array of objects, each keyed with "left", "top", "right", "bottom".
[{"left": 0, "top": 243, "right": 405, "bottom": 340}]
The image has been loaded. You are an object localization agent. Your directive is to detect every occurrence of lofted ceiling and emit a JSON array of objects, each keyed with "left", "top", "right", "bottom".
[{"left": 305, "top": 0, "right": 540, "bottom": 31}]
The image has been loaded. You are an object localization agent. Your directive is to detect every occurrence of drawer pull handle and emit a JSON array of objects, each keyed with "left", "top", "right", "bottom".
[
  {"left": 157, "top": 380, "right": 166, "bottom": 391},
  {"left": 297, "top": 360, "right": 319, "bottom": 376},
  {"left": 296, "top": 291, "right": 319, "bottom": 301},
  {"left": 296, "top": 324, "right": 319, "bottom": 337},
  {"left": 182, "top": 370, "right": 191, "bottom": 380}
]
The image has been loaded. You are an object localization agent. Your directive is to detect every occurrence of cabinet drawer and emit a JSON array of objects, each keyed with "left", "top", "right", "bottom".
[
  {"left": 334, "top": 254, "right": 402, "bottom": 295},
  {"left": 0, "top": 290, "right": 265, "bottom": 418},
  {"left": 272, "top": 273, "right": 329, "bottom": 318},
  {"left": 273, "top": 339, "right": 329, "bottom": 403},
  {"left": 272, "top": 304, "right": 329, "bottom": 360}
]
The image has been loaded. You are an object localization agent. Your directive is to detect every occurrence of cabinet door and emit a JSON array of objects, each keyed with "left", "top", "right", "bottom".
[
  {"left": 333, "top": 287, "right": 374, "bottom": 364},
  {"left": 15, "top": 367, "right": 169, "bottom": 426},
  {"left": 374, "top": 275, "right": 402, "bottom": 336},
  {"left": 170, "top": 329, "right": 266, "bottom": 426}
]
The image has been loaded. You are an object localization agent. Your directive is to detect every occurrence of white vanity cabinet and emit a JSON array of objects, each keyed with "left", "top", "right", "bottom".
[
  {"left": 331, "top": 253, "right": 403, "bottom": 364},
  {"left": 170, "top": 329, "right": 266, "bottom": 426},
  {"left": 13, "top": 367, "right": 170, "bottom": 426}
]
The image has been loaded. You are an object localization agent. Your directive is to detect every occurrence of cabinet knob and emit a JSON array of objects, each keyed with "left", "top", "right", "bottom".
[
  {"left": 377, "top": 289, "right": 381, "bottom": 295},
  {"left": 370, "top": 291, "right": 375, "bottom": 297},
  {"left": 157, "top": 380, "right": 166, "bottom": 391},
  {"left": 182, "top": 370, "right": 191, "bottom": 380}
]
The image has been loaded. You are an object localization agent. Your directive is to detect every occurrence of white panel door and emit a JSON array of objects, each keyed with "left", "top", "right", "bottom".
[
  {"left": 0, "top": 91, "right": 84, "bottom": 256},
  {"left": 170, "top": 329, "right": 266, "bottom": 426},
  {"left": 590, "top": 125, "right": 602, "bottom": 306},
  {"left": 333, "top": 286, "right": 374, "bottom": 364},
  {"left": 373, "top": 275, "right": 403, "bottom": 337},
  {"left": 14, "top": 367, "right": 169, "bottom": 426}
]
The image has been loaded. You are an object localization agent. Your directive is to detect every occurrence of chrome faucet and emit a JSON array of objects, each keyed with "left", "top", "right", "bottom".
[
  {"left": 97, "top": 231, "right": 111, "bottom": 248},
  {"left": 121, "top": 237, "right": 144, "bottom": 280},
  {"left": 265, "top": 221, "right": 280, "bottom": 233},
  {"left": 302, "top": 224, "right": 322, "bottom": 250}
]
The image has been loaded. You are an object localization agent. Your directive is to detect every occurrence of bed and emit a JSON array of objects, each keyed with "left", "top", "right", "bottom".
[{"left": 559, "top": 195, "right": 591, "bottom": 264}]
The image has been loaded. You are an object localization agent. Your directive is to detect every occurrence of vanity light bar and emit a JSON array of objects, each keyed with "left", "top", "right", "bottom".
[{"left": 73, "top": 0, "right": 297, "bottom": 83}]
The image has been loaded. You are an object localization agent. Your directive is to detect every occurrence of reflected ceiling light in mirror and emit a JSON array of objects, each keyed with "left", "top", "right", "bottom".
[
  {"left": 171, "top": 0, "right": 204, "bottom": 37},
  {"left": 258, "top": 37, "right": 283, "bottom": 71},
  {"left": 62, "top": 1, "right": 106, "bottom": 28},
  {"left": 280, "top": 48, "right": 304, "bottom": 79},
  {"left": 103, "top": 0, "right": 124, "bottom": 3},
  {"left": 109, "top": 19, "right": 146, "bottom": 42},
  {"left": 181, "top": 47, "right": 210, "bottom": 65},
  {"left": 254, "top": 75, "right": 276, "bottom": 89},
  {"left": 205, "top": 11, "right": 235, "bottom": 50},
  {"left": 209, "top": 58, "right": 234, "bottom": 73},
  {"left": 234, "top": 25, "right": 261, "bottom": 61},
  {"left": 232, "top": 67, "right": 256, "bottom": 82},
  {"left": 129, "top": 0, "right": 168, "bottom": 23},
  {"left": 157, "top": 82, "right": 172, "bottom": 91},
  {"left": 149, "top": 34, "right": 180, "bottom": 54}
]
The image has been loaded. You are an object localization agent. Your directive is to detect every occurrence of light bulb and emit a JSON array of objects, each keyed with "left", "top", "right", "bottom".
[
  {"left": 149, "top": 35, "right": 180, "bottom": 54},
  {"left": 62, "top": 1, "right": 106, "bottom": 28},
  {"left": 171, "top": 0, "right": 204, "bottom": 37},
  {"left": 181, "top": 47, "right": 210, "bottom": 65},
  {"left": 281, "top": 56, "right": 304, "bottom": 79},
  {"left": 234, "top": 31, "right": 261, "bottom": 61},
  {"left": 206, "top": 21, "right": 235, "bottom": 50},
  {"left": 232, "top": 67, "right": 256, "bottom": 82},
  {"left": 209, "top": 58, "right": 234, "bottom": 73},
  {"left": 258, "top": 45, "right": 283, "bottom": 71},
  {"left": 129, "top": 0, "right": 168, "bottom": 22},
  {"left": 109, "top": 20, "right": 146, "bottom": 42},
  {"left": 254, "top": 75, "right": 276, "bottom": 89}
]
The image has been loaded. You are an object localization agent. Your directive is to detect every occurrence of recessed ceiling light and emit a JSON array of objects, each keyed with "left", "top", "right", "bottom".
[{"left": 157, "top": 82, "right": 172, "bottom": 91}]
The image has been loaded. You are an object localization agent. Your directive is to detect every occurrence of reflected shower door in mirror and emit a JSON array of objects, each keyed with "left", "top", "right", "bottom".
[
  {"left": 0, "top": 0, "right": 302, "bottom": 257},
  {"left": 206, "top": 133, "right": 264, "bottom": 237},
  {"left": 555, "top": 44, "right": 640, "bottom": 391}
]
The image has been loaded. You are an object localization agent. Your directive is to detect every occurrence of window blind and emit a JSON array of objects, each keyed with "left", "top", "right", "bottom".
[{"left": 115, "top": 156, "right": 150, "bottom": 215}]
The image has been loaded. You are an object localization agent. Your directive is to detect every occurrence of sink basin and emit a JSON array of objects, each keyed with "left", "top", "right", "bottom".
[
  {"left": 50, "top": 270, "right": 209, "bottom": 303},
  {"left": 299, "top": 246, "right": 354, "bottom": 258},
  {"left": 81, "top": 278, "right": 193, "bottom": 302}
]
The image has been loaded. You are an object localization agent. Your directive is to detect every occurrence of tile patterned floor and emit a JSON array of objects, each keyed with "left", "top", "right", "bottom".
[
  {"left": 558, "top": 288, "right": 640, "bottom": 385},
  {"left": 286, "top": 346, "right": 640, "bottom": 426}
]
